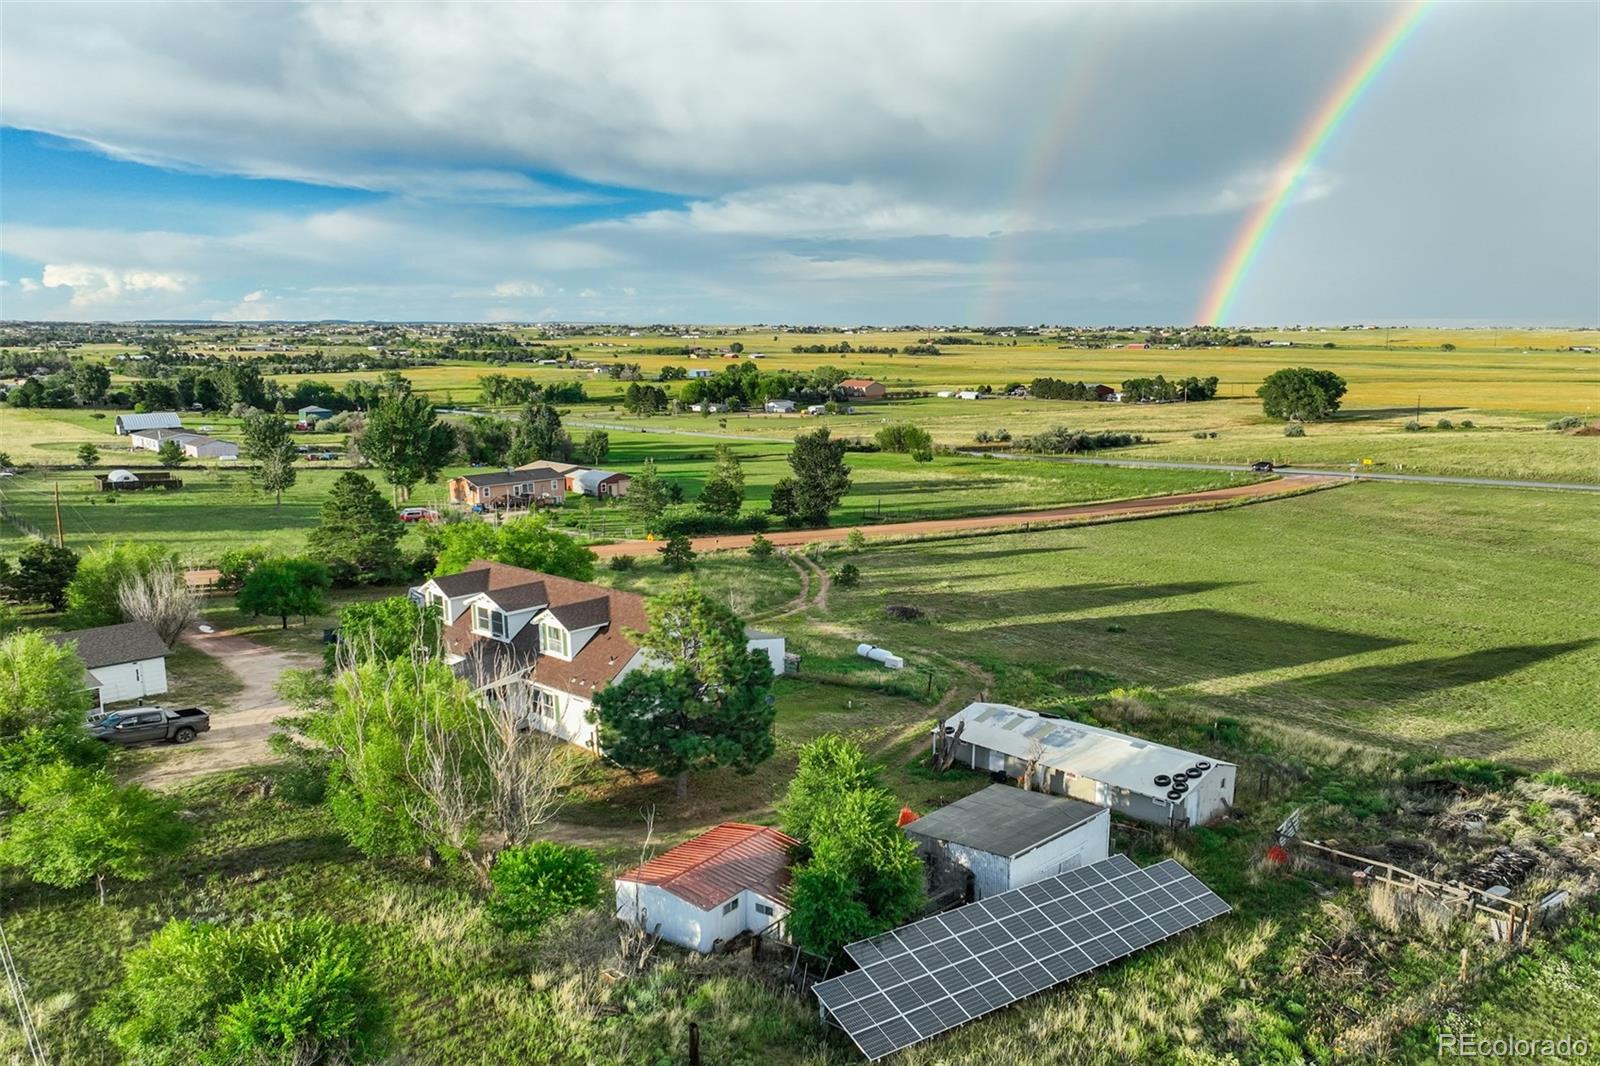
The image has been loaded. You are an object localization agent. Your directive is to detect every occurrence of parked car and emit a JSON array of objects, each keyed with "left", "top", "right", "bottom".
[
  {"left": 1250, "top": 460, "right": 1275, "bottom": 472},
  {"left": 88, "top": 706, "right": 210, "bottom": 745},
  {"left": 399, "top": 507, "right": 440, "bottom": 523}
]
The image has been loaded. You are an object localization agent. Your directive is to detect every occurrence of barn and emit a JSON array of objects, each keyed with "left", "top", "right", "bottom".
[
  {"left": 937, "top": 702, "right": 1236, "bottom": 827},
  {"left": 904, "top": 785, "right": 1110, "bottom": 900}
]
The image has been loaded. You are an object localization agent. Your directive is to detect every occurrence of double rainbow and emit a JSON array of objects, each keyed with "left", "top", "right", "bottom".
[{"left": 1197, "top": 1, "right": 1432, "bottom": 327}]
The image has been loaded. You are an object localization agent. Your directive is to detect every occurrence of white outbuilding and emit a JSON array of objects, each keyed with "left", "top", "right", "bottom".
[
  {"left": 615, "top": 823, "right": 798, "bottom": 953},
  {"left": 938, "top": 702, "right": 1236, "bottom": 827},
  {"left": 743, "top": 627, "right": 787, "bottom": 676},
  {"left": 45, "top": 621, "right": 170, "bottom": 708},
  {"left": 905, "top": 785, "right": 1110, "bottom": 900}
]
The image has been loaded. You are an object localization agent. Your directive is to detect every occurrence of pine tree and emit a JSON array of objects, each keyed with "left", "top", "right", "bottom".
[{"left": 306, "top": 473, "right": 405, "bottom": 585}]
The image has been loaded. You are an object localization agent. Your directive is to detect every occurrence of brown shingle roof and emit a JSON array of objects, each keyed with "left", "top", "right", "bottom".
[
  {"left": 618, "top": 823, "right": 798, "bottom": 910},
  {"left": 437, "top": 561, "right": 646, "bottom": 698}
]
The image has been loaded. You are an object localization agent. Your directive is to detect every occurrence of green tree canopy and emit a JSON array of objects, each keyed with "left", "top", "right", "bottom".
[
  {"left": 507, "top": 403, "right": 572, "bottom": 466},
  {"left": 426, "top": 514, "right": 596, "bottom": 580},
  {"left": 66, "top": 541, "right": 174, "bottom": 629},
  {"left": 156, "top": 439, "right": 188, "bottom": 469},
  {"left": 306, "top": 472, "right": 406, "bottom": 585},
  {"left": 778, "top": 733, "right": 883, "bottom": 849},
  {"left": 0, "top": 631, "right": 104, "bottom": 797},
  {"left": 71, "top": 361, "right": 111, "bottom": 404},
  {"left": 236, "top": 556, "right": 331, "bottom": 629},
  {"left": 697, "top": 444, "right": 746, "bottom": 518},
  {"left": 77, "top": 442, "right": 101, "bottom": 467},
  {"left": 0, "top": 763, "right": 192, "bottom": 903},
  {"left": 577, "top": 429, "right": 610, "bottom": 465},
  {"left": 873, "top": 423, "right": 933, "bottom": 454},
  {"left": 591, "top": 579, "right": 774, "bottom": 799},
  {"left": 331, "top": 595, "right": 441, "bottom": 670},
  {"left": 772, "top": 428, "right": 851, "bottom": 527},
  {"left": 625, "top": 459, "right": 671, "bottom": 534},
  {"left": 1, "top": 541, "right": 79, "bottom": 611},
  {"left": 1256, "top": 367, "right": 1349, "bottom": 422},
  {"left": 94, "top": 918, "right": 385, "bottom": 1064},
  {"left": 360, "top": 392, "right": 456, "bottom": 501},
  {"left": 487, "top": 842, "right": 604, "bottom": 935},
  {"left": 241, "top": 412, "right": 297, "bottom": 504}
]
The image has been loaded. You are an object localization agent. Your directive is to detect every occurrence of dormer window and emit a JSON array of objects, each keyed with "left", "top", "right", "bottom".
[
  {"left": 540, "top": 621, "right": 570, "bottom": 658},
  {"left": 473, "top": 604, "right": 508, "bottom": 640}
]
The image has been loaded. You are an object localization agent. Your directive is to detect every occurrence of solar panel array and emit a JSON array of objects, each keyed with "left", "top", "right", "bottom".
[{"left": 813, "top": 854, "right": 1230, "bottom": 1060}]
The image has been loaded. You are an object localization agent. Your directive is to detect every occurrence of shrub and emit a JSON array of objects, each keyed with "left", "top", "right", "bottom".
[
  {"left": 1403, "top": 419, "right": 1423, "bottom": 432},
  {"left": 94, "top": 918, "right": 385, "bottom": 1064},
  {"left": 974, "top": 430, "right": 992, "bottom": 444},
  {"left": 994, "top": 428, "right": 1011, "bottom": 442},
  {"left": 216, "top": 546, "right": 270, "bottom": 591},
  {"left": 1283, "top": 423, "right": 1306, "bottom": 438},
  {"left": 834, "top": 563, "right": 860, "bottom": 589},
  {"left": 883, "top": 604, "right": 923, "bottom": 621},
  {"left": 487, "top": 842, "right": 605, "bottom": 934},
  {"left": 659, "top": 533, "right": 695, "bottom": 571},
  {"left": 1546, "top": 415, "right": 1584, "bottom": 430},
  {"left": 1459, "top": 419, "right": 1475, "bottom": 429},
  {"left": 911, "top": 447, "right": 933, "bottom": 463},
  {"left": 607, "top": 553, "right": 636, "bottom": 572},
  {"left": 845, "top": 528, "right": 866, "bottom": 553},
  {"left": 1191, "top": 431, "right": 1208, "bottom": 439},
  {"left": 874, "top": 423, "right": 933, "bottom": 454},
  {"left": 748, "top": 533, "right": 774, "bottom": 559},
  {"left": 1435, "top": 418, "right": 1453, "bottom": 430}
]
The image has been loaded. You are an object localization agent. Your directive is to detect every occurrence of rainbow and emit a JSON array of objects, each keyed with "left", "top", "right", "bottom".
[{"left": 1197, "top": 1, "right": 1431, "bottom": 327}]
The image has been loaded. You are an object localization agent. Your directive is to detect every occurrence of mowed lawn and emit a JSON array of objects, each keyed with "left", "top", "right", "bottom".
[{"left": 820, "top": 481, "right": 1600, "bottom": 774}]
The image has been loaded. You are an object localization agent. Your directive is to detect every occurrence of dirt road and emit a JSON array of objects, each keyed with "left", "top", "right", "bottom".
[
  {"left": 589, "top": 476, "right": 1320, "bottom": 558},
  {"left": 133, "top": 629, "right": 320, "bottom": 789}
]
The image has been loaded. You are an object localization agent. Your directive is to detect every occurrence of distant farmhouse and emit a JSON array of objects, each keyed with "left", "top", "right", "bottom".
[
  {"left": 447, "top": 467, "right": 567, "bottom": 510},
  {"left": 840, "top": 377, "right": 887, "bottom": 400}
]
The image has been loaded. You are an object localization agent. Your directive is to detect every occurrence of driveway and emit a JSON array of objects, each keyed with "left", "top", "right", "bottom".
[{"left": 132, "top": 629, "right": 321, "bottom": 789}]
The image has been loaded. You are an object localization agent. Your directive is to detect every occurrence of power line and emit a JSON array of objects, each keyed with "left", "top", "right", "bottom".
[{"left": 0, "top": 912, "right": 49, "bottom": 1065}]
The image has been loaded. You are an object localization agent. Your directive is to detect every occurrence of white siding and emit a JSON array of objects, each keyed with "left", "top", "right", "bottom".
[
  {"left": 916, "top": 808, "right": 1110, "bottom": 900},
  {"left": 90, "top": 657, "right": 169, "bottom": 704},
  {"left": 524, "top": 684, "right": 599, "bottom": 750},
  {"left": 614, "top": 881, "right": 789, "bottom": 954},
  {"left": 746, "top": 635, "right": 786, "bottom": 676}
]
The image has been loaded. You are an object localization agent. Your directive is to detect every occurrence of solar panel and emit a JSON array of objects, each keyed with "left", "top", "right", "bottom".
[{"left": 814, "top": 854, "right": 1230, "bottom": 1061}]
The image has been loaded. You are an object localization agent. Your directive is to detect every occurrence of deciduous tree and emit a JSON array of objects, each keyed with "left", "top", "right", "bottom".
[
  {"left": 1257, "top": 367, "right": 1349, "bottom": 422},
  {"left": 116, "top": 561, "right": 199, "bottom": 646},
  {"left": 697, "top": 444, "right": 745, "bottom": 518},
  {"left": 426, "top": 514, "right": 596, "bottom": 580},
  {"left": 66, "top": 542, "right": 173, "bottom": 628},
  {"left": 773, "top": 427, "right": 850, "bottom": 527},
  {"left": 236, "top": 556, "right": 330, "bottom": 629},
  {"left": 241, "top": 412, "right": 297, "bottom": 504},
  {"left": 359, "top": 392, "right": 456, "bottom": 501}
]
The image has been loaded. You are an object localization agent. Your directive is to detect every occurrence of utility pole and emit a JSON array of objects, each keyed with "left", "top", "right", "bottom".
[{"left": 53, "top": 482, "right": 64, "bottom": 548}]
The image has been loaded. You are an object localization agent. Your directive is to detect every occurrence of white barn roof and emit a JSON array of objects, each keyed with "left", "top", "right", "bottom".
[
  {"left": 115, "top": 412, "right": 183, "bottom": 432},
  {"left": 943, "top": 702, "right": 1231, "bottom": 796}
]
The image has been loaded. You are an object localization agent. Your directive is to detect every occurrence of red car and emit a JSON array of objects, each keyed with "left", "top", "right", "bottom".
[{"left": 399, "top": 508, "right": 439, "bottom": 523}]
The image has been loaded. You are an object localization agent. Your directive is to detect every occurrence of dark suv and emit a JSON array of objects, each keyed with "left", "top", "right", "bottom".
[{"left": 1250, "top": 460, "right": 1275, "bottom": 472}]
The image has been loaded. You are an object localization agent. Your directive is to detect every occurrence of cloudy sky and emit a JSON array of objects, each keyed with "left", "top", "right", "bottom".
[{"left": 1, "top": 1, "right": 1595, "bottom": 326}]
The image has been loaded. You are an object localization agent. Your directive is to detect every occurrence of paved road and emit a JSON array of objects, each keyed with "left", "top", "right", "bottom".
[
  {"left": 959, "top": 451, "right": 1600, "bottom": 493},
  {"left": 588, "top": 475, "right": 1320, "bottom": 558}
]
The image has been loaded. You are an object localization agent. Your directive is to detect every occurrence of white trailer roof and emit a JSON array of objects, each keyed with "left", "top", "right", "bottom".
[{"left": 943, "top": 702, "right": 1231, "bottom": 797}]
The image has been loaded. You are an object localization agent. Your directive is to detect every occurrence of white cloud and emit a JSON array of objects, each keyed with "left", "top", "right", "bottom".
[
  {"left": 18, "top": 278, "right": 40, "bottom": 292},
  {"left": 38, "top": 263, "right": 189, "bottom": 307},
  {"left": 213, "top": 289, "right": 278, "bottom": 321},
  {"left": 493, "top": 280, "right": 545, "bottom": 298},
  {"left": 758, "top": 254, "right": 974, "bottom": 282}
]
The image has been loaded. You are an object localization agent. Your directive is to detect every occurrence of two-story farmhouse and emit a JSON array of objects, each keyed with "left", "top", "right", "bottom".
[{"left": 409, "top": 561, "right": 783, "bottom": 751}]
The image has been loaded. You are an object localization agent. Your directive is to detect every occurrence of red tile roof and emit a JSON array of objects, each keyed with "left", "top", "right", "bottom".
[
  {"left": 840, "top": 377, "right": 880, "bottom": 388},
  {"left": 618, "top": 823, "right": 798, "bottom": 910}
]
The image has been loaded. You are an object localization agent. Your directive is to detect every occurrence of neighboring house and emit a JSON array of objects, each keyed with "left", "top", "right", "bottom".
[
  {"left": 180, "top": 434, "right": 239, "bottom": 460},
  {"left": 935, "top": 390, "right": 955, "bottom": 398},
  {"left": 127, "top": 427, "right": 195, "bottom": 452},
  {"left": 955, "top": 390, "right": 984, "bottom": 401},
  {"left": 689, "top": 402, "right": 729, "bottom": 413},
  {"left": 1124, "top": 342, "right": 1150, "bottom": 350},
  {"left": 1092, "top": 384, "right": 1118, "bottom": 401},
  {"left": 764, "top": 399, "right": 797, "bottom": 413},
  {"left": 409, "top": 561, "right": 780, "bottom": 750},
  {"left": 298, "top": 405, "right": 334, "bottom": 421},
  {"left": 45, "top": 621, "right": 169, "bottom": 707},
  {"left": 803, "top": 404, "right": 827, "bottom": 415},
  {"left": 904, "top": 784, "right": 1110, "bottom": 900},
  {"left": 447, "top": 468, "right": 567, "bottom": 509},
  {"left": 687, "top": 368, "right": 716, "bottom": 379},
  {"left": 570, "top": 468, "right": 632, "bottom": 498},
  {"left": 614, "top": 822, "right": 798, "bottom": 953},
  {"left": 114, "top": 412, "right": 182, "bottom": 435},
  {"left": 938, "top": 702, "right": 1236, "bottom": 826},
  {"left": 840, "top": 378, "right": 887, "bottom": 400}
]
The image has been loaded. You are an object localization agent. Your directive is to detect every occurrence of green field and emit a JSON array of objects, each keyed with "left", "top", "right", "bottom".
[
  {"left": 813, "top": 480, "right": 1600, "bottom": 774},
  {"left": 0, "top": 416, "right": 1244, "bottom": 563}
]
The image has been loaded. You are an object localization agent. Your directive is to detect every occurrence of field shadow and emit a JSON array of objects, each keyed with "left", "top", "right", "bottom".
[
  {"left": 1333, "top": 405, "right": 1468, "bottom": 422},
  {"left": 899, "top": 543, "right": 1088, "bottom": 565},
  {"left": 907, "top": 581, "right": 1246, "bottom": 619},
  {"left": 1245, "top": 640, "right": 1596, "bottom": 707},
  {"left": 849, "top": 477, "right": 1017, "bottom": 496}
]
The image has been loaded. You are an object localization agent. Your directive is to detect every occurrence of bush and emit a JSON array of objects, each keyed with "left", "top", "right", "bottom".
[
  {"left": 1403, "top": 419, "right": 1423, "bottom": 432},
  {"left": 1283, "top": 423, "right": 1306, "bottom": 438},
  {"left": 845, "top": 528, "right": 866, "bottom": 552},
  {"left": 874, "top": 423, "right": 933, "bottom": 454},
  {"left": 487, "top": 842, "right": 605, "bottom": 935},
  {"left": 607, "top": 553, "right": 636, "bottom": 572},
  {"left": 1020, "top": 426, "right": 1144, "bottom": 454},
  {"left": 1191, "top": 431, "right": 1208, "bottom": 439},
  {"left": 216, "top": 546, "right": 270, "bottom": 591},
  {"left": 834, "top": 563, "right": 860, "bottom": 589},
  {"left": 659, "top": 533, "right": 695, "bottom": 571},
  {"left": 884, "top": 604, "right": 923, "bottom": 621},
  {"left": 1459, "top": 419, "right": 1475, "bottom": 429},
  {"left": 94, "top": 918, "right": 385, "bottom": 1064},
  {"left": 1435, "top": 418, "right": 1453, "bottom": 430},
  {"left": 748, "top": 533, "right": 774, "bottom": 559},
  {"left": 1546, "top": 415, "right": 1584, "bottom": 430},
  {"left": 911, "top": 447, "right": 933, "bottom": 463}
]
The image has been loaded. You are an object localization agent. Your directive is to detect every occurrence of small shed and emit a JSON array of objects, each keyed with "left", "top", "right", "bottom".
[
  {"left": 905, "top": 785, "right": 1110, "bottom": 900},
  {"left": 939, "top": 702, "right": 1236, "bottom": 827},
  {"left": 615, "top": 823, "right": 797, "bottom": 953},
  {"left": 45, "top": 620, "right": 170, "bottom": 707},
  {"left": 298, "top": 405, "right": 334, "bottom": 421},
  {"left": 743, "top": 627, "right": 787, "bottom": 677},
  {"left": 764, "top": 399, "right": 797, "bottom": 413}
]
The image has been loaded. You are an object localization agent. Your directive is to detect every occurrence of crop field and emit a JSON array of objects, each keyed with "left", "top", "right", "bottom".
[{"left": 812, "top": 480, "right": 1600, "bottom": 775}]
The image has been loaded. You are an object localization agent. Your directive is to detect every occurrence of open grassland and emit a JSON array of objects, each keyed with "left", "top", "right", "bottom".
[
  {"left": 0, "top": 420, "right": 1241, "bottom": 563},
  {"left": 812, "top": 481, "right": 1600, "bottom": 775}
]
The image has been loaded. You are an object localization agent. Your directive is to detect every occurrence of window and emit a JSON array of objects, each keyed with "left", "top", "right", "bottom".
[
  {"left": 533, "top": 687, "right": 558, "bottom": 718},
  {"left": 539, "top": 622, "right": 570, "bottom": 658},
  {"left": 755, "top": 902, "right": 775, "bottom": 918},
  {"left": 721, "top": 899, "right": 739, "bottom": 915},
  {"left": 473, "top": 604, "right": 507, "bottom": 639}
]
